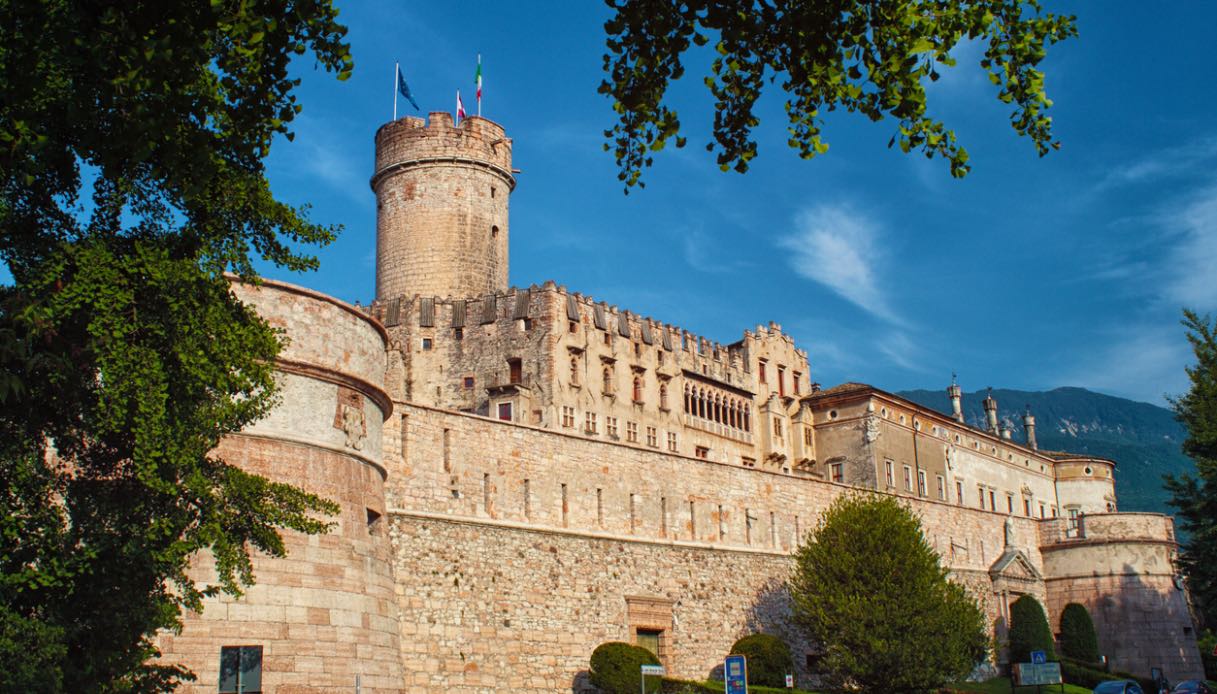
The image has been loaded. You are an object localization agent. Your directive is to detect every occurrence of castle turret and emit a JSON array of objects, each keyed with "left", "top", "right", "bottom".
[
  {"left": 983, "top": 388, "right": 999, "bottom": 435},
  {"left": 1024, "top": 406, "right": 1038, "bottom": 450},
  {"left": 947, "top": 376, "right": 964, "bottom": 424},
  {"left": 372, "top": 113, "right": 514, "bottom": 301}
]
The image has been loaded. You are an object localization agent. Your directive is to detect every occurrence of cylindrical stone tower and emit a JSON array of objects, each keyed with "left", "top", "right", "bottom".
[{"left": 372, "top": 112, "right": 515, "bottom": 301}]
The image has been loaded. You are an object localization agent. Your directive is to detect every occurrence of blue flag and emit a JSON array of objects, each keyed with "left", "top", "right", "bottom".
[{"left": 397, "top": 66, "right": 420, "bottom": 111}]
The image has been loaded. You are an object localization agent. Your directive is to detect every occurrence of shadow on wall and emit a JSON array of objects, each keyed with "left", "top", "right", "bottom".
[
  {"left": 738, "top": 576, "right": 815, "bottom": 683},
  {"left": 571, "top": 669, "right": 592, "bottom": 694},
  {"left": 1086, "top": 564, "right": 1199, "bottom": 681}
]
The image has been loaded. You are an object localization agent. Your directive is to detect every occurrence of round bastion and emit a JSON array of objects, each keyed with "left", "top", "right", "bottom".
[{"left": 159, "top": 278, "right": 402, "bottom": 694}]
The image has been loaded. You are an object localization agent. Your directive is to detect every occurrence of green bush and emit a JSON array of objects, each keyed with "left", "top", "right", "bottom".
[
  {"left": 1060, "top": 658, "right": 1119, "bottom": 689},
  {"left": 730, "top": 633, "right": 794, "bottom": 687},
  {"left": 1199, "top": 629, "right": 1217, "bottom": 680},
  {"left": 1058, "top": 603, "right": 1101, "bottom": 663},
  {"left": 1008, "top": 595, "right": 1056, "bottom": 664},
  {"left": 590, "top": 641, "right": 661, "bottom": 694}
]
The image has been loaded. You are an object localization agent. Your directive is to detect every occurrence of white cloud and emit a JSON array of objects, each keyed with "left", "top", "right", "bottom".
[
  {"left": 1051, "top": 323, "right": 1191, "bottom": 405},
  {"left": 272, "top": 115, "right": 371, "bottom": 208},
  {"left": 779, "top": 204, "right": 901, "bottom": 323},
  {"left": 1094, "top": 136, "right": 1217, "bottom": 191},
  {"left": 1164, "top": 185, "right": 1217, "bottom": 310}
]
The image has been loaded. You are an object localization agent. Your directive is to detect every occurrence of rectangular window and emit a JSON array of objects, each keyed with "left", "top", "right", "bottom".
[
  {"left": 830, "top": 463, "right": 844, "bottom": 483},
  {"left": 758, "top": 360, "right": 767, "bottom": 383},
  {"left": 1024, "top": 498, "right": 1032, "bottom": 516},
  {"left": 936, "top": 475, "right": 946, "bottom": 501},
  {"left": 508, "top": 358, "right": 522, "bottom": 383},
  {"left": 497, "top": 403, "right": 512, "bottom": 421},
  {"left": 584, "top": 411, "right": 597, "bottom": 434},
  {"left": 454, "top": 327, "right": 464, "bottom": 340},
  {"left": 792, "top": 371, "right": 801, "bottom": 394},
  {"left": 778, "top": 366, "right": 786, "bottom": 396},
  {"left": 421, "top": 337, "right": 433, "bottom": 351},
  {"left": 989, "top": 490, "right": 996, "bottom": 511},
  {"left": 219, "top": 646, "right": 263, "bottom": 694},
  {"left": 1006, "top": 494, "right": 1014, "bottom": 513},
  {"left": 636, "top": 629, "right": 662, "bottom": 657},
  {"left": 1039, "top": 502, "right": 1046, "bottom": 518},
  {"left": 956, "top": 480, "right": 964, "bottom": 505},
  {"left": 695, "top": 445, "right": 709, "bottom": 459},
  {"left": 903, "top": 465, "right": 913, "bottom": 492},
  {"left": 626, "top": 421, "right": 638, "bottom": 443},
  {"left": 803, "top": 427, "right": 812, "bottom": 447},
  {"left": 917, "top": 470, "right": 928, "bottom": 497},
  {"left": 772, "top": 418, "right": 783, "bottom": 439},
  {"left": 978, "top": 486, "right": 986, "bottom": 510},
  {"left": 646, "top": 426, "right": 657, "bottom": 447},
  {"left": 607, "top": 416, "right": 619, "bottom": 438},
  {"left": 885, "top": 460, "right": 895, "bottom": 487},
  {"left": 561, "top": 406, "right": 575, "bottom": 428},
  {"left": 667, "top": 432, "right": 678, "bottom": 452},
  {"left": 463, "top": 375, "right": 475, "bottom": 389}
]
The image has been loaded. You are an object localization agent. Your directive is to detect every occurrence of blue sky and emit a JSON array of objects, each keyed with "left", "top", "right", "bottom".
[{"left": 261, "top": 1, "right": 1217, "bottom": 407}]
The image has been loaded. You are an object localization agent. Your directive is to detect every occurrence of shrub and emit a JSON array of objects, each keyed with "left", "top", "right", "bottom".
[
  {"left": 1008, "top": 595, "right": 1056, "bottom": 664},
  {"left": 1199, "top": 629, "right": 1217, "bottom": 680},
  {"left": 1058, "top": 603, "right": 1101, "bottom": 663},
  {"left": 590, "top": 641, "right": 661, "bottom": 694},
  {"left": 730, "top": 633, "right": 794, "bottom": 687},
  {"left": 1060, "top": 657, "right": 1119, "bottom": 689}
]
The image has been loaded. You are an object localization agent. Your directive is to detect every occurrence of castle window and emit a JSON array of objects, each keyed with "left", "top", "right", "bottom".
[
  {"left": 917, "top": 470, "right": 928, "bottom": 496},
  {"left": 584, "top": 412, "right": 597, "bottom": 434},
  {"left": 956, "top": 480, "right": 964, "bottom": 505},
  {"left": 778, "top": 366, "right": 786, "bottom": 396},
  {"left": 742, "top": 456, "right": 756, "bottom": 468},
  {"left": 659, "top": 383, "right": 669, "bottom": 410},
  {"left": 743, "top": 405, "right": 751, "bottom": 432},
  {"left": 421, "top": 337, "right": 433, "bottom": 351},
  {"left": 772, "top": 417, "right": 783, "bottom": 440},
  {"left": 936, "top": 475, "right": 946, "bottom": 500},
  {"left": 830, "top": 463, "right": 844, "bottom": 483},
  {"left": 1024, "top": 498, "right": 1032, "bottom": 516},
  {"left": 607, "top": 416, "right": 619, "bottom": 438},
  {"left": 497, "top": 403, "right": 513, "bottom": 421},
  {"left": 646, "top": 426, "right": 657, "bottom": 447},
  {"left": 634, "top": 342, "right": 642, "bottom": 357},
  {"left": 1006, "top": 494, "right": 1014, "bottom": 513},
  {"left": 633, "top": 376, "right": 643, "bottom": 403},
  {"left": 561, "top": 406, "right": 575, "bottom": 428},
  {"left": 903, "top": 465, "right": 913, "bottom": 492},
  {"left": 569, "top": 320, "right": 577, "bottom": 334},
  {"left": 758, "top": 360, "right": 767, "bottom": 383},
  {"left": 1039, "top": 502, "right": 1046, "bottom": 518},
  {"left": 658, "top": 351, "right": 665, "bottom": 365},
  {"left": 667, "top": 432, "right": 677, "bottom": 452},
  {"left": 219, "top": 646, "right": 262, "bottom": 694},
  {"left": 635, "top": 629, "right": 662, "bottom": 658},
  {"left": 570, "top": 357, "right": 579, "bottom": 386},
  {"left": 602, "top": 367, "right": 614, "bottom": 395},
  {"left": 885, "top": 460, "right": 895, "bottom": 487},
  {"left": 508, "top": 358, "right": 522, "bottom": 384},
  {"left": 626, "top": 421, "right": 638, "bottom": 443},
  {"left": 989, "top": 490, "right": 996, "bottom": 511},
  {"left": 604, "top": 332, "right": 611, "bottom": 345},
  {"left": 978, "top": 486, "right": 985, "bottom": 509},
  {"left": 454, "top": 327, "right": 464, "bottom": 340},
  {"left": 463, "top": 376, "right": 475, "bottom": 389},
  {"left": 684, "top": 384, "right": 692, "bottom": 414},
  {"left": 792, "top": 371, "right": 801, "bottom": 394},
  {"left": 695, "top": 445, "right": 709, "bottom": 459},
  {"left": 803, "top": 427, "right": 812, "bottom": 447},
  {"left": 491, "top": 224, "right": 499, "bottom": 238}
]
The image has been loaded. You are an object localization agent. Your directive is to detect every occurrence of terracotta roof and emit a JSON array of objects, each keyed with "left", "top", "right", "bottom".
[{"left": 806, "top": 382, "right": 873, "bottom": 397}]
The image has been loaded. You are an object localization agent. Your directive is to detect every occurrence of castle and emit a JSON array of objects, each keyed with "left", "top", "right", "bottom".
[{"left": 158, "top": 113, "right": 1203, "bottom": 693}]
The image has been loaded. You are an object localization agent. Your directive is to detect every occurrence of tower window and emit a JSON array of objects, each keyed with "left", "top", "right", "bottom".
[
  {"left": 219, "top": 646, "right": 262, "bottom": 694},
  {"left": 421, "top": 337, "right": 432, "bottom": 351},
  {"left": 491, "top": 186, "right": 496, "bottom": 198},
  {"left": 491, "top": 225, "right": 499, "bottom": 238}
]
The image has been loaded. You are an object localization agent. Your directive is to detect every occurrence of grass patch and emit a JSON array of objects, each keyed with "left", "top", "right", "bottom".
[{"left": 946, "top": 677, "right": 1092, "bottom": 694}]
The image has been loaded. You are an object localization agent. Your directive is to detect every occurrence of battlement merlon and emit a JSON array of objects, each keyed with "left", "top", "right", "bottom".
[{"left": 372, "top": 112, "right": 515, "bottom": 191}]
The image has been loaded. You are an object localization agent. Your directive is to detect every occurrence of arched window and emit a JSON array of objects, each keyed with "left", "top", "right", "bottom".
[
  {"left": 729, "top": 401, "right": 738, "bottom": 429},
  {"left": 660, "top": 383, "right": 668, "bottom": 410},
  {"left": 633, "top": 375, "right": 643, "bottom": 403},
  {"left": 684, "top": 384, "right": 692, "bottom": 413},
  {"left": 743, "top": 405, "right": 751, "bottom": 432},
  {"left": 698, "top": 388, "right": 707, "bottom": 418},
  {"left": 713, "top": 394, "right": 722, "bottom": 423}
]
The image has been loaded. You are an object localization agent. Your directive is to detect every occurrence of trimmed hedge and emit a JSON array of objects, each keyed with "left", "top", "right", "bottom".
[
  {"left": 1008, "top": 595, "right": 1056, "bottom": 665},
  {"left": 1059, "top": 603, "right": 1101, "bottom": 663},
  {"left": 729, "top": 634, "right": 794, "bottom": 687},
  {"left": 1059, "top": 656, "right": 1155, "bottom": 692},
  {"left": 590, "top": 641, "right": 661, "bottom": 694},
  {"left": 659, "top": 678, "right": 816, "bottom": 693}
]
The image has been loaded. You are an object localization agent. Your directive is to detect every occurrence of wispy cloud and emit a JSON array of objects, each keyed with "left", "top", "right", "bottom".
[
  {"left": 1094, "top": 136, "right": 1217, "bottom": 191},
  {"left": 1163, "top": 184, "right": 1217, "bottom": 309},
  {"left": 1051, "top": 322, "right": 1191, "bottom": 405},
  {"left": 681, "top": 228, "right": 750, "bottom": 274},
  {"left": 779, "top": 204, "right": 901, "bottom": 324},
  {"left": 272, "top": 115, "right": 371, "bottom": 208}
]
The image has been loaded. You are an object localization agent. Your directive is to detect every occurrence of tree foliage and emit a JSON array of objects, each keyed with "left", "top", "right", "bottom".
[
  {"left": 589, "top": 641, "right": 661, "bottom": 694},
  {"left": 1058, "top": 602, "right": 1100, "bottom": 663},
  {"left": 600, "top": 0, "right": 1076, "bottom": 190},
  {"left": 0, "top": 0, "right": 352, "bottom": 690},
  {"left": 1167, "top": 311, "right": 1217, "bottom": 628},
  {"left": 730, "top": 633, "right": 794, "bottom": 687},
  {"left": 789, "top": 494, "right": 987, "bottom": 694},
  {"left": 1007, "top": 594, "right": 1055, "bottom": 664}
]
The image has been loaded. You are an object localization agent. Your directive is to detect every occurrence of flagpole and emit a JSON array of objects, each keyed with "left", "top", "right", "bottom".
[{"left": 393, "top": 61, "right": 399, "bottom": 121}]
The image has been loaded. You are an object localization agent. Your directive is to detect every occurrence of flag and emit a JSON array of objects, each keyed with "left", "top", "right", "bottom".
[
  {"left": 456, "top": 90, "right": 466, "bottom": 122},
  {"left": 475, "top": 55, "right": 483, "bottom": 102},
  {"left": 397, "top": 65, "right": 419, "bottom": 111}
]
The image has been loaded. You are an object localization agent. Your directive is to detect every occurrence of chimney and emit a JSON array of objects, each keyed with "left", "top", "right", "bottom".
[
  {"left": 983, "top": 388, "right": 999, "bottom": 436},
  {"left": 1000, "top": 422, "right": 1013, "bottom": 440},
  {"left": 1024, "top": 406, "right": 1038, "bottom": 450},
  {"left": 947, "top": 374, "right": 964, "bottom": 424}
]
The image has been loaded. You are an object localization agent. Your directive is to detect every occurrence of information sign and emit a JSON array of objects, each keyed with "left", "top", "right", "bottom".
[
  {"left": 725, "top": 654, "right": 748, "bottom": 694},
  {"left": 1015, "top": 662, "right": 1062, "bottom": 686},
  {"left": 1031, "top": 650, "right": 1047, "bottom": 664},
  {"left": 640, "top": 665, "right": 664, "bottom": 676}
]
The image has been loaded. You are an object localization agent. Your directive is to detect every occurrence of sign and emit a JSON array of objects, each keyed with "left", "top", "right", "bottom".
[
  {"left": 725, "top": 654, "right": 748, "bottom": 694},
  {"left": 1031, "top": 650, "right": 1047, "bottom": 664},
  {"left": 640, "top": 665, "right": 665, "bottom": 676},
  {"left": 785, "top": 674, "right": 794, "bottom": 688},
  {"left": 1015, "top": 662, "right": 1062, "bottom": 686}
]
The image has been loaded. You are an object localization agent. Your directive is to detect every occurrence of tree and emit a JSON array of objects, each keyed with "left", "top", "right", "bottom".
[
  {"left": 1166, "top": 311, "right": 1217, "bottom": 628},
  {"left": 789, "top": 494, "right": 988, "bottom": 693},
  {"left": 0, "top": 1, "right": 352, "bottom": 689},
  {"left": 1059, "top": 602, "right": 1101, "bottom": 663},
  {"left": 730, "top": 633, "right": 794, "bottom": 687},
  {"left": 1007, "top": 595, "right": 1055, "bottom": 664},
  {"left": 600, "top": 0, "right": 1077, "bottom": 190},
  {"left": 589, "top": 642, "right": 661, "bottom": 694}
]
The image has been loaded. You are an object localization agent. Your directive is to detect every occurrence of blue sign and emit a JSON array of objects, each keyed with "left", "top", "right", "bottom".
[
  {"left": 1031, "top": 650, "right": 1047, "bottom": 664},
  {"left": 725, "top": 655, "right": 748, "bottom": 694}
]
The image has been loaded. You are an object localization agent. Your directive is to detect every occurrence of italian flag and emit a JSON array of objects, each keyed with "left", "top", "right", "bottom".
[{"left": 475, "top": 54, "right": 483, "bottom": 115}]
